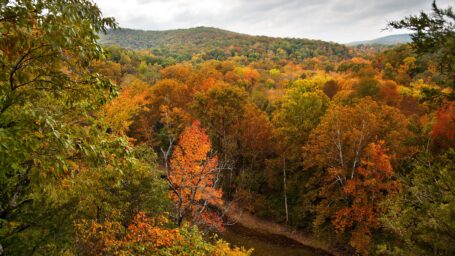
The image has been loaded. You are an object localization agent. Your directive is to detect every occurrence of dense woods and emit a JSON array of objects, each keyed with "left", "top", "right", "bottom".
[
  {"left": 1, "top": 0, "right": 454, "bottom": 255},
  {"left": 100, "top": 27, "right": 350, "bottom": 64}
]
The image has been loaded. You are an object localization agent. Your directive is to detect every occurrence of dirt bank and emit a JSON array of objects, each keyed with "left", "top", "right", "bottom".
[{"left": 223, "top": 203, "right": 341, "bottom": 256}]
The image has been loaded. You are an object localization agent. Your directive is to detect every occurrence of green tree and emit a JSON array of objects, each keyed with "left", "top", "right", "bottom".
[
  {"left": 192, "top": 83, "right": 247, "bottom": 161},
  {"left": 388, "top": 1, "right": 455, "bottom": 91},
  {"left": 272, "top": 79, "right": 329, "bottom": 159},
  {"left": 354, "top": 77, "right": 380, "bottom": 98},
  {"left": 382, "top": 150, "right": 455, "bottom": 255},
  {"left": 270, "top": 79, "right": 329, "bottom": 224},
  {"left": 0, "top": 0, "right": 116, "bottom": 115},
  {"left": 192, "top": 83, "right": 248, "bottom": 199},
  {"left": 0, "top": 0, "right": 116, "bottom": 253}
]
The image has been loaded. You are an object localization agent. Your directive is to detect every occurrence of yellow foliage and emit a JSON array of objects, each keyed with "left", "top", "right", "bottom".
[
  {"left": 212, "top": 240, "right": 254, "bottom": 256},
  {"left": 100, "top": 77, "right": 152, "bottom": 135}
]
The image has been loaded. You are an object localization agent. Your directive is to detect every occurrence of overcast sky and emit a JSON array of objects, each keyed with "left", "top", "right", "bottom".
[{"left": 93, "top": 0, "right": 452, "bottom": 43}]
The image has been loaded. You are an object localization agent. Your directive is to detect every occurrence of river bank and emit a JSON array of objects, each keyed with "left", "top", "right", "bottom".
[
  {"left": 221, "top": 224, "right": 330, "bottom": 256},
  {"left": 223, "top": 203, "right": 341, "bottom": 256}
]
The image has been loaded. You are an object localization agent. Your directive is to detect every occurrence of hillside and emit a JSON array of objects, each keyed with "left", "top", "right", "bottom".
[
  {"left": 100, "top": 27, "right": 248, "bottom": 49},
  {"left": 99, "top": 27, "right": 351, "bottom": 62},
  {"left": 347, "top": 33, "right": 411, "bottom": 46}
]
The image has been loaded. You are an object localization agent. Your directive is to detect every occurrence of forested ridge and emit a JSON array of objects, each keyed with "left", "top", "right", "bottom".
[
  {"left": 99, "top": 27, "right": 351, "bottom": 64},
  {"left": 1, "top": 0, "right": 454, "bottom": 255}
]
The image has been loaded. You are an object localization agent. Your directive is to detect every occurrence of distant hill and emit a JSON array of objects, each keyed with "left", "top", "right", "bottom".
[
  {"left": 99, "top": 26, "right": 351, "bottom": 62},
  {"left": 100, "top": 27, "right": 245, "bottom": 49},
  {"left": 347, "top": 34, "right": 411, "bottom": 46}
]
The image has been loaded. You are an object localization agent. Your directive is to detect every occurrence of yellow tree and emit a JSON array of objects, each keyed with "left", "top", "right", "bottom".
[
  {"left": 304, "top": 98, "right": 410, "bottom": 176},
  {"left": 129, "top": 78, "right": 192, "bottom": 145},
  {"left": 100, "top": 77, "right": 152, "bottom": 136},
  {"left": 168, "top": 121, "right": 222, "bottom": 229}
]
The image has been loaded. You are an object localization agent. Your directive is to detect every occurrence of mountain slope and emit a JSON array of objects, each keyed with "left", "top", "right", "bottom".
[
  {"left": 99, "top": 27, "right": 351, "bottom": 61},
  {"left": 347, "top": 34, "right": 411, "bottom": 46},
  {"left": 100, "top": 27, "right": 245, "bottom": 49}
]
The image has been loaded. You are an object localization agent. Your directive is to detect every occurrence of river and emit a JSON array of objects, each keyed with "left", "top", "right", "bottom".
[{"left": 220, "top": 224, "right": 332, "bottom": 256}]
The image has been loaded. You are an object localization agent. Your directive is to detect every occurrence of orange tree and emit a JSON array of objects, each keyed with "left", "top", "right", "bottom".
[
  {"left": 431, "top": 101, "right": 455, "bottom": 149},
  {"left": 331, "top": 142, "right": 401, "bottom": 254},
  {"left": 167, "top": 121, "right": 223, "bottom": 229},
  {"left": 304, "top": 98, "right": 410, "bottom": 254},
  {"left": 76, "top": 211, "right": 252, "bottom": 255}
]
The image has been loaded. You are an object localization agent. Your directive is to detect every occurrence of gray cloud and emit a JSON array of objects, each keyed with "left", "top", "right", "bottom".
[{"left": 93, "top": 0, "right": 453, "bottom": 43}]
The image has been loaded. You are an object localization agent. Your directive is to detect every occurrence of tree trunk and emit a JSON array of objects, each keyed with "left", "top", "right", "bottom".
[{"left": 283, "top": 156, "right": 289, "bottom": 225}]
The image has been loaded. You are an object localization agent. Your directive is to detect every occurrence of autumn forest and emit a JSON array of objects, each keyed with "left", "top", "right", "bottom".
[{"left": 1, "top": 0, "right": 455, "bottom": 255}]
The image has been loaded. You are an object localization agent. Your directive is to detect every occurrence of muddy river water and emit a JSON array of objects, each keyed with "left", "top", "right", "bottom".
[{"left": 220, "top": 224, "right": 332, "bottom": 256}]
